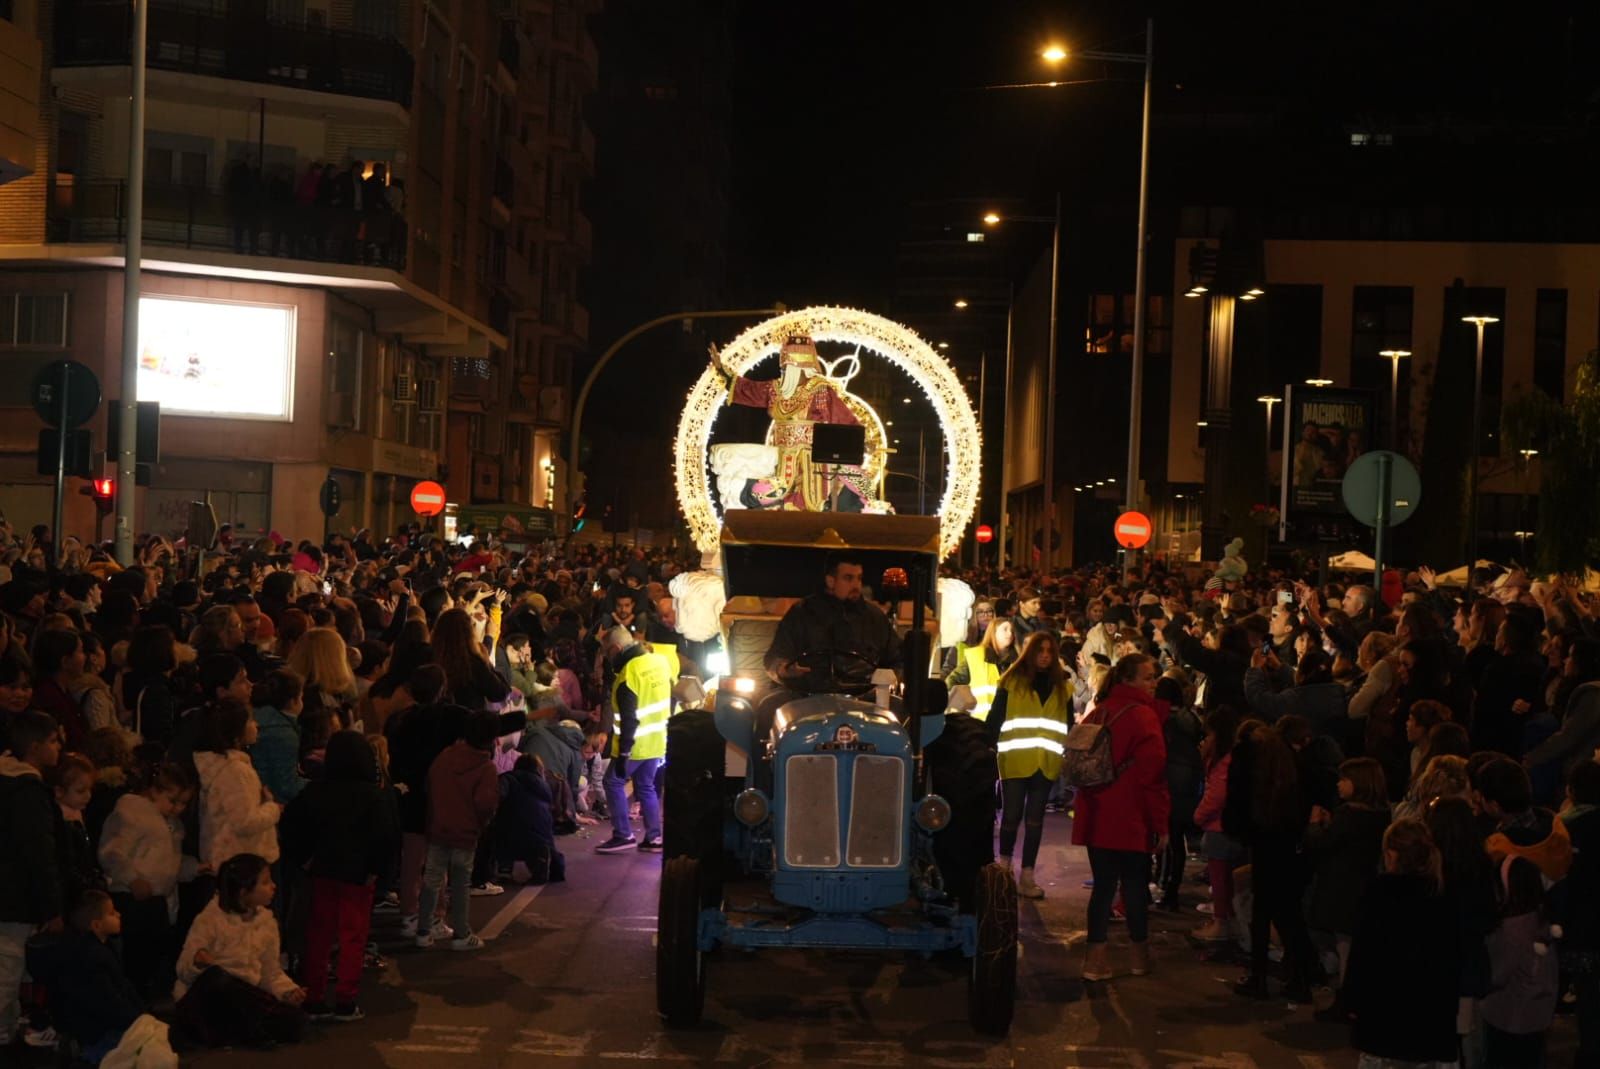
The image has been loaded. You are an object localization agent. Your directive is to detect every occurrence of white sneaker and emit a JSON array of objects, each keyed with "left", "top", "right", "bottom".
[
  {"left": 400, "top": 914, "right": 419, "bottom": 938},
  {"left": 22, "top": 1026, "right": 59, "bottom": 1049},
  {"left": 451, "top": 933, "right": 484, "bottom": 951},
  {"left": 469, "top": 881, "right": 505, "bottom": 897},
  {"left": 429, "top": 917, "right": 454, "bottom": 941},
  {"left": 415, "top": 933, "right": 434, "bottom": 949}
]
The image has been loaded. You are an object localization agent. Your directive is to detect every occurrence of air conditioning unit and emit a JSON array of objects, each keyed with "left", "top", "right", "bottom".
[
  {"left": 393, "top": 372, "right": 415, "bottom": 403},
  {"left": 328, "top": 391, "right": 358, "bottom": 430},
  {"left": 417, "top": 379, "right": 441, "bottom": 413},
  {"left": 537, "top": 385, "right": 565, "bottom": 424}
]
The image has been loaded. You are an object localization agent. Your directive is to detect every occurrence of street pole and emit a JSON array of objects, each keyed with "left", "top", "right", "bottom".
[
  {"left": 50, "top": 366, "right": 70, "bottom": 565},
  {"left": 567, "top": 306, "right": 782, "bottom": 520},
  {"left": 1373, "top": 451, "right": 1392, "bottom": 596},
  {"left": 1041, "top": 192, "right": 1061, "bottom": 572},
  {"left": 1121, "top": 18, "right": 1154, "bottom": 579},
  {"left": 997, "top": 282, "right": 1015, "bottom": 572},
  {"left": 115, "top": 0, "right": 148, "bottom": 566},
  {"left": 1380, "top": 349, "right": 1410, "bottom": 451},
  {"left": 1463, "top": 317, "right": 1496, "bottom": 585}
]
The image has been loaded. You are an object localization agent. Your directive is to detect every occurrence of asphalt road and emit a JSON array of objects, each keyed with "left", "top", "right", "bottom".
[{"left": 143, "top": 812, "right": 1573, "bottom": 1068}]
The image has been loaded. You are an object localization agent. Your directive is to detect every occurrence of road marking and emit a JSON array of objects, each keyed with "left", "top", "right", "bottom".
[
  {"left": 480, "top": 883, "right": 544, "bottom": 940},
  {"left": 392, "top": 1023, "right": 486, "bottom": 1055}
]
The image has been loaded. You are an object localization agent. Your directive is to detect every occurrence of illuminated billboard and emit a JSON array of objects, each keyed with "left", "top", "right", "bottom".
[{"left": 137, "top": 296, "right": 296, "bottom": 420}]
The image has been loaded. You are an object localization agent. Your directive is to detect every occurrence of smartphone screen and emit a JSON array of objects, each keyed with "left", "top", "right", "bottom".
[{"left": 1278, "top": 590, "right": 1295, "bottom": 606}]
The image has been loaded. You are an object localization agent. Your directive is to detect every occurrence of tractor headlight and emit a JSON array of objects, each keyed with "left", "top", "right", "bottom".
[
  {"left": 731, "top": 675, "right": 756, "bottom": 695},
  {"left": 735, "top": 788, "right": 771, "bottom": 827},
  {"left": 914, "top": 794, "right": 952, "bottom": 833}
]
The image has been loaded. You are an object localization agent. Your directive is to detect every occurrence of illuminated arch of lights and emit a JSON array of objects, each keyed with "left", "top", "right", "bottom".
[{"left": 673, "top": 305, "right": 981, "bottom": 560}]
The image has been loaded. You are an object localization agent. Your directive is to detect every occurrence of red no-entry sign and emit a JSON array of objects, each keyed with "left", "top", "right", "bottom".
[
  {"left": 1113, "top": 510, "right": 1152, "bottom": 550},
  {"left": 975, "top": 524, "right": 994, "bottom": 544},
  {"left": 410, "top": 480, "right": 446, "bottom": 517}
]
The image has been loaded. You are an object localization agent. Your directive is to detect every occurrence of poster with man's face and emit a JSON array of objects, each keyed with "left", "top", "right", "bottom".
[{"left": 1281, "top": 387, "right": 1375, "bottom": 516}]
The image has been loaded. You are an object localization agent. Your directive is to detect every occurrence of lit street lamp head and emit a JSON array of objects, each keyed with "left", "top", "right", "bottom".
[
  {"left": 1041, "top": 44, "right": 1068, "bottom": 63},
  {"left": 1306, "top": 378, "right": 1334, "bottom": 387},
  {"left": 1462, "top": 315, "right": 1500, "bottom": 325},
  {"left": 952, "top": 299, "right": 968, "bottom": 309},
  {"left": 1379, "top": 349, "right": 1412, "bottom": 360},
  {"left": 981, "top": 212, "right": 1001, "bottom": 226}
]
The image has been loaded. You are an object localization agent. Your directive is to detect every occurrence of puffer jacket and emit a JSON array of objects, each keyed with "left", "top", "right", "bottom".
[
  {"left": 0, "top": 754, "right": 61, "bottom": 924},
  {"left": 194, "top": 750, "right": 281, "bottom": 866},
  {"left": 249, "top": 704, "right": 306, "bottom": 804},
  {"left": 425, "top": 741, "right": 500, "bottom": 849},
  {"left": 1069, "top": 683, "right": 1170, "bottom": 853},
  {"left": 174, "top": 897, "right": 297, "bottom": 1000},
  {"left": 98, "top": 792, "right": 187, "bottom": 918}
]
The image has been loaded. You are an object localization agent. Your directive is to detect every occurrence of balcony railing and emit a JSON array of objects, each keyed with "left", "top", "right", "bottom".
[
  {"left": 55, "top": 0, "right": 414, "bottom": 108},
  {"left": 48, "top": 178, "right": 409, "bottom": 270}
]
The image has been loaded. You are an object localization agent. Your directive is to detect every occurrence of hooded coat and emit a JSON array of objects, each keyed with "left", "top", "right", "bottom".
[
  {"left": 425, "top": 741, "right": 500, "bottom": 849},
  {"left": 194, "top": 750, "right": 281, "bottom": 866},
  {"left": 0, "top": 754, "right": 61, "bottom": 924}
]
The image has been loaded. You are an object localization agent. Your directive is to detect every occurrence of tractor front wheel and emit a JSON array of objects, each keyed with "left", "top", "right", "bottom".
[
  {"left": 657, "top": 855, "right": 707, "bottom": 1026},
  {"left": 968, "top": 860, "right": 1018, "bottom": 1036}
]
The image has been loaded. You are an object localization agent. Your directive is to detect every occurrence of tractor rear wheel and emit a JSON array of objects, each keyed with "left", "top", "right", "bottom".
[
  {"left": 968, "top": 860, "right": 1018, "bottom": 1036},
  {"left": 657, "top": 855, "right": 707, "bottom": 1026}
]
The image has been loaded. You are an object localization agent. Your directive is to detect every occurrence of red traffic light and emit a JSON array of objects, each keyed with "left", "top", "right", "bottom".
[{"left": 92, "top": 477, "right": 114, "bottom": 499}]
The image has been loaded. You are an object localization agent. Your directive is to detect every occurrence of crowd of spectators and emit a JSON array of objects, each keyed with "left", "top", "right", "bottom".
[
  {"left": 225, "top": 155, "right": 406, "bottom": 267},
  {"left": 0, "top": 521, "right": 684, "bottom": 1059},
  {"left": 2, "top": 510, "right": 1599, "bottom": 1065},
  {"left": 938, "top": 556, "right": 1600, "bottom": 1068}
]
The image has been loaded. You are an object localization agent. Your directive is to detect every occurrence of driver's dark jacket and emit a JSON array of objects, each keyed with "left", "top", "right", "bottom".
[{"left": 765, "top": 593, "right": 902, "bottom": 675}]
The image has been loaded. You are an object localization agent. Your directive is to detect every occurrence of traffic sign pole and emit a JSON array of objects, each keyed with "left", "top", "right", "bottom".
[
  {"left": 50, "top": 365, "right": 69, "bottom": 566},
  {"left": 1373, "top": 452, "right": 1392, "bottom": 595}
]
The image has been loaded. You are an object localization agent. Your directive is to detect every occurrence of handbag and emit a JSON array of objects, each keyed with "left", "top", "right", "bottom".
[{"left": 1061, "top": 702, "right": 1131, "bottom": 789}]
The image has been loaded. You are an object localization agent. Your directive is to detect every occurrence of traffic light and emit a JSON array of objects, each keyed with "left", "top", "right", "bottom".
[
  {"left": 572, "top": 497, "right": 588, "bottom": 533},
  {"left": 80, "top": 477, "right": 115, "bottom": 515}
]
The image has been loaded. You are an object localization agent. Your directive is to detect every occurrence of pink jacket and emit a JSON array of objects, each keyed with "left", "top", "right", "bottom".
[{"left": 1193, "top": 753, "right": 1231, "bottom": 833}]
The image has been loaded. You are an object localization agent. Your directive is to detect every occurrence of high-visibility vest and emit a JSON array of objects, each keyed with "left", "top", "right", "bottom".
[
  {"left": 995, "top": 676, "right": 1074, "bottom": 782},
  {"left": 963, "top": 645, "right": 1001, "bottom": 721},
  {"left": 611, "top": 650, "right": 672, "bottom": 760},
  {"left": 647, "top": 641, "right": 681, "bottom": 682}
]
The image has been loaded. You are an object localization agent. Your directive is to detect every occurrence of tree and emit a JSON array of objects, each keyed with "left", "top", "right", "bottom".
[{"left": 1503, "top": 351, "right": 1600, "bottom": 574}]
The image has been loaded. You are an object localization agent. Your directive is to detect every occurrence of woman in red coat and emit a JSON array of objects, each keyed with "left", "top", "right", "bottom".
[{"left": 1072, "top": 653, "right": 1170, "bottom": 981}]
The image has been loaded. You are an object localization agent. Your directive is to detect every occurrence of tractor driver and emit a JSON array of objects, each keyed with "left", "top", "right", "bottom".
[{"left": 765, "top": 551, "right": 902, "bottom": 688}]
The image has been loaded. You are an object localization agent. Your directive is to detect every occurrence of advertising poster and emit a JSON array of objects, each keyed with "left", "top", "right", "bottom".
[
  {"left": 137, "top": 296, "right": 296, "bottom": 420},
  {"left": 1278, "top": 385, "right": 1376, "bottom": 538}
]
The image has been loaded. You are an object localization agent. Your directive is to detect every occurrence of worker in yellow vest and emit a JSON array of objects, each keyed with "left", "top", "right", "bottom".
[
  {"left": 646, "top": 639, "right": 682, "bottom": 685},
  {"left": 944, "top": 618, "right": 1016, "bottom": 719},
  {"left": 987, "top": 630, "right": 1073, "bottom": 899},
  {"left": 596, "top": 627, "right": 672, "bottom": 854}
]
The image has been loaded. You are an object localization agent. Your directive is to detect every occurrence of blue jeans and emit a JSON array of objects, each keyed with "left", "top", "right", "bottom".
[
  {"left": 605, "top": 757, "right": 662, "bottom": 841},
  {"left": 417, "top": 843, "right": 474, "bottom": 939}
]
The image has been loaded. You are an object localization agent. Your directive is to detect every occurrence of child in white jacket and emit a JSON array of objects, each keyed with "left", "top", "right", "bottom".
[
  {"left": 193, "top": 701, "right": 282, "bottom": 868},
  {"left": 172, "top": 854, "right": 306, "bottom": 1049},
  {"left": 96, "top": 764, "right": 195, "bottom": 997}
]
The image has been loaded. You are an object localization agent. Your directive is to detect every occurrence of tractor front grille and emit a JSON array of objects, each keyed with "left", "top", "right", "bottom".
[
  {"left": 783, "top": 754, "right": 840, "bottom": 867},
  {"left": 846, "top": 755, "right": 904, "bottom": 867}
]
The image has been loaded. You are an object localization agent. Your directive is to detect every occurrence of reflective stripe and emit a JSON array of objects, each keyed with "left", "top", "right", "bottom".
[
  {"left": 636, "top": 700, "right": 671, "bottom": 717},
  {"left": 999, "top": 717, "right": 1071, "bottom": 736},
  {"left": 633, "top": 721, "right": 668, "bottom": 740},
  {"left": 997, "top": 737, "right": 1065, "bottom": 755},
  {"left": 971, "top": 685, "right": 998, "bottom": 698}
]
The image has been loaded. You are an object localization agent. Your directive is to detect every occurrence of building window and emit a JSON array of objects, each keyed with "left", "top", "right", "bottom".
[
  {"left": 1534, "top": 288, "right": 1566, "bottom": 401},
  {"left": 1459, "top": 287, "right": 1506, "bottom": 457},
  {"left": 1350, "top": 286, "right": 1413, "bottom": 446},
  {"left": 1262, "top": 284, "right": 1323, "bottom": 392},
  {"left": 0, "top": 293, "right": 70, "bottom": 347},
  {"left": 1085, "top": 294, "right": 1170, "bottom": 357},
  {"left": 329, "top": 318, "right": 365, "bottom": 430}
]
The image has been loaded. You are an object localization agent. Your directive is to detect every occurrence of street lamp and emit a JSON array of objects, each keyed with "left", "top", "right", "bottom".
[
  {"left": 1044, "top": 22, "right": 1155, "bottom": 575},
  {"left": 1379, "top": 349, "right": 1411, "bottom": 450},
  {"left": 1463, "top": 314, "right": 1500, "bottom": 582},
  {"left": 1306, "top": 377, "right": 1334, "bottom": 388},
  {"left": 982, "top": 196, "right": 1062, "bottom": 569},
  {"left": 953, "top": 299, "right": 969, "bottom": 309},
  {"left": 1257, "top": 394, "right": 1279, "bottom": 492}
]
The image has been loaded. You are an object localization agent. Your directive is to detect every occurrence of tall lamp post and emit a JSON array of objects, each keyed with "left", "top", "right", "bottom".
[
  {"left": 983, "top": 198, "right": 1061, "bottom": 570},
  {"left": 1045, "top": 22, "right": 1154, "bottom": 575},
  {"left": 1463, "top": 315, "right": 1499, "bottom": 584},
  {"left": 1256, "top": 394, "right": 1279, "bottom": 493},
  {"left": 115, "top": 0, "right": 149, "bottom": 565},
  {"left": 1379, "top": 349, "right": 1411, "bottom": 451}
]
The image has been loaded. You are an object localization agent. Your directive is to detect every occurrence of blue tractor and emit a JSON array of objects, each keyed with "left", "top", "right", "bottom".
[{"left": 657, "top": 513, "right": 1017, "bottom": 1034}]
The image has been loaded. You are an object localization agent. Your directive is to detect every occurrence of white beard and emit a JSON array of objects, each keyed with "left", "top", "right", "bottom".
[{"left": 779, "top": 365, "right": 804, "bottom": 398}]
